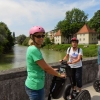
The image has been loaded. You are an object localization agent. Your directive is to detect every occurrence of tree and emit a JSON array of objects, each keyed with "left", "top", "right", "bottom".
[
  {"left": 44, "top": 37, "right": 51, "bottom": 45},
  {"left": 22, "top": 37, "right": 29, "bottom": 46},
  {"left": 88, "top": 10, "right": 100, "bottom": 39},
  {"left": 55, "top": 8, "right": 88, "bottom": 42},
  {"left": 17, "top": 34, "right": 26, "bottom": 45},
  {"left": 0, "top": 22, "right": 14, "bottom": 53},
  {"left": 13, "top": 32, "right": 15, "bottom": 40}
]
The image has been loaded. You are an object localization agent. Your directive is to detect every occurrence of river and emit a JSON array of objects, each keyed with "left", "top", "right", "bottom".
[{"left": 0, "top": 44, "right": 66, "bottom": 70}]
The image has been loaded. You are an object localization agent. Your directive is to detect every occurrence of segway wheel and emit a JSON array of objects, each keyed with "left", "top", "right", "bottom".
[
  {"left": 93, "top": 78, "right": 100, "bottom": 92},
  {"left": 63, "top": 84, "right": 71, "bottom": 100},
  {"left": 77, "top": 90, "right": 91, "bottom": 100}
]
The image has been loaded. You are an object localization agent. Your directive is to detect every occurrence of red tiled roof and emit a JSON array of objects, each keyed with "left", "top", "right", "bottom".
[
  {"left": 77, "top": 24, "right": 95, "bottom": 34},
  {"left": 55, "top": 30, "right": 61, "bottom": 36}
]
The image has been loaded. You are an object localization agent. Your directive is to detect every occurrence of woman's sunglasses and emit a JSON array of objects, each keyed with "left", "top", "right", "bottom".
[{"left": 34, "top": 35, "right": 45, "bottom": 38}]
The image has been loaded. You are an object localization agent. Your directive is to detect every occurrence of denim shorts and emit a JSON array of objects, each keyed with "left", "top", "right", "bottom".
[{"left": 25, "top": 86, "right": 45, "bottom": 100}]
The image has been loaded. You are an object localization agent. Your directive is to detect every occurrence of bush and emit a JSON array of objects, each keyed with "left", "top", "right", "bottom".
[
  {"left": 0, "top": 46, "right": 4, "bottom": 55},
  {"left": 43, "top": 44, "right": 98, "bottom": 57},
  {"left": 22, "top": 37, "right": 29, "bottom": 46}
]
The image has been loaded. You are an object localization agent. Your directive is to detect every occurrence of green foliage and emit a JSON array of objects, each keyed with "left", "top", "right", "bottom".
[
  {"left": 44, "top": 37, "right": 51, "bottom": 45},
  {"left": 0, "top": 46, "right": 4, "bottom": 55},
  {"left": 88, "top": 10, "right": 100, "bottom": 39},
  {"left": 17, "top": 34, "right": 26, "bottom": 45},
  {"left": 22, "top": 37, "right": 29, "bottom": 46},
  {"left": 43, "top": 44, "right": 98, "bottom": 57},
  {"left": 0, "top": 22, "right": 14, "bottom": 54},
  {"left": 55, "top": 8, "right": 88, "bottom": 42}
]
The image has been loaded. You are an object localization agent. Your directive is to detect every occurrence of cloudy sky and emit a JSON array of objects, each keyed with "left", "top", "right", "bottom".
[{"left": 0, "top": 0, "right": 100, "bottom": 36}]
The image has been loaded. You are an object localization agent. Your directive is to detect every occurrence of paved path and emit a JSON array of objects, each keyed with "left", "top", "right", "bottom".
[{"left": 48, "top": 82, "right": 100, "bottom": 100}]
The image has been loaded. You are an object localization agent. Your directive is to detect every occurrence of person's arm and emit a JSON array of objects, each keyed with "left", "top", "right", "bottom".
[
  {"left": 70, "top": 55, "right": 82, "bottom": 64},
  {"left": 36, "top": 59, "right": 65, "bottom": 78},
  {"left": 62, "top": 54, "right": 69, "bottom": 61}
]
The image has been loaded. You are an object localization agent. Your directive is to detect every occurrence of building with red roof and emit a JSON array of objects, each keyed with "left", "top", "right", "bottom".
[
  {"left": 53, "top": 24, "right": 98, "bottom": 44},
  {"left": 77, "top": 24, "right": 98, "bottom": 44}
]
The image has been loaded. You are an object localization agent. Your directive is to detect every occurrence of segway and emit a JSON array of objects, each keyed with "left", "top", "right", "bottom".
[
  {"left": 93, "top": 46, "right": 100, "bottom": 92},
  {"left": 48, "top": 61, "right": 91, "bottom": 100},
  {"left": 62, "top": 61, "right": 91, "bottom": 100},
  {"left": 47, "top": 61, "right": 67, "bottom": 100},
  {"left": 93, "top": 78, "right": 100, "bottom": 92}
]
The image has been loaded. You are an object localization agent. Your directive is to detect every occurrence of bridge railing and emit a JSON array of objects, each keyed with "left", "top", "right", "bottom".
[{"left": 0, "top": 57, "right": 98, "bottom": 100}]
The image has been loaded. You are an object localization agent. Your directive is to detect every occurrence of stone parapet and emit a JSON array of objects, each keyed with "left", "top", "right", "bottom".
[{"left": 0, "top": 58, "right": 98, "bottom": 100}]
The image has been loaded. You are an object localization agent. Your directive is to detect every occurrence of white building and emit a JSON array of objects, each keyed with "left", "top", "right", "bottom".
[
  {"left": 77, "top": 24, "right": 98, "bottom": 44},
  {"left": 54, "top": 30, "right": 69, "bottom": 44}
]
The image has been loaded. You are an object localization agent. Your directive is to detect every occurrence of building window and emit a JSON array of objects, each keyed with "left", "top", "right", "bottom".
[{"left": 83, "top": 38, "right": 85, "bottom": 41}]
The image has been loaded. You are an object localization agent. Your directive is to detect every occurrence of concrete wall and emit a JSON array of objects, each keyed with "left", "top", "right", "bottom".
[{"left": 0, "top": 58, "right": 99, "bottom": 100}]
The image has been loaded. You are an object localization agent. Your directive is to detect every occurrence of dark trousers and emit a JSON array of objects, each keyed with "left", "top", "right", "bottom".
[{"left": 71, "top": 67, "right": 82, "bottom": 88}]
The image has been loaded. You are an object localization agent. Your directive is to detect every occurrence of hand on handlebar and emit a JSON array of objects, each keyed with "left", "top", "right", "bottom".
[
  {"left": 59, "top": 60, "right": 63, "bottom": 63},
  {"left": 60, "top": 73, "right": 66, "bottom": 78},
  {"left": 67, "top": 61, "right": 72, "bottom": 64},
  {"left": 53, "top": 68, "right": 59, "bottom": 71}
]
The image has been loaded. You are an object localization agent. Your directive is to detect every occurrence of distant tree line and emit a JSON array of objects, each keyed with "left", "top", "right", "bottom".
[
  {"left": 0, "top": 22, "right": 15, "bottom": 55},
  {"left": 16, "top": 8, "right": 100, "bottom": 46},
  {"left": 16, "top": 32, "right": 51, "bottom": 47}
]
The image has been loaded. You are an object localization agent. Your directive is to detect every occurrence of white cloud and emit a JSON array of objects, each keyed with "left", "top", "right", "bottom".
[{"left": 0, "top": 0, "right": 100, "bottom": 36}]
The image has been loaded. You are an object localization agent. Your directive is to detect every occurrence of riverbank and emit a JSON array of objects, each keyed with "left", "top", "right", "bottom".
[{"left": 43, "top": 44, "right": 98, "bottom": 57}]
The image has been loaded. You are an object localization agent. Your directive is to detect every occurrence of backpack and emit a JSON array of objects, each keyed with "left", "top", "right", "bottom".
[{"left": 68, "top": 47, "right": 82, "bottom": 60}]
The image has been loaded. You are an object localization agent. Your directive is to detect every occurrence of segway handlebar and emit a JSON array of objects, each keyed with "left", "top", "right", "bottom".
[
  {"left": 61, "top": 60, "right": 67, "bottom": 65},
  {"left": 60, "top": 60, "right": 72, "bottom": 77}
]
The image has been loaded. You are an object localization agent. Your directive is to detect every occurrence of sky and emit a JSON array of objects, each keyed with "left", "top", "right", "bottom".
[{"left": 0, "top": 0, "right": 100, "bottom": 37}]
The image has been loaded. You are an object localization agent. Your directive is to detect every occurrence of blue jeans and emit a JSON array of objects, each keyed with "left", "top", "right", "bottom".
[{"left": 25, "top": 86, "right": 45, "bottom": 100}]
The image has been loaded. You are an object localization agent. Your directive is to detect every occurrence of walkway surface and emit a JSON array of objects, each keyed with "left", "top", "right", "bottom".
[{"left": 47, "top": 82, "right": 100, "bottom": 100}]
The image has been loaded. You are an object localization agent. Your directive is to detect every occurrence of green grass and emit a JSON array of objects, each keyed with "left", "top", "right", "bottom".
[{"left": 43, "top": 44, "right": 98, "bottom": 57}]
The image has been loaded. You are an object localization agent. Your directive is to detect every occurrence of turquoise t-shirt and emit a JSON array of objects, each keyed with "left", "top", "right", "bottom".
[{"left": 25, "top": 45, "right": 45, "bottom": 90}]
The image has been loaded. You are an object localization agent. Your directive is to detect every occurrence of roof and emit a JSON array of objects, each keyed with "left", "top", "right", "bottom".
[
  {"left": 55, "top": 30, "right": 61, "bottom": 36},
  {"left": 77, "top": 24, "right": 96, "bottom": 34}
]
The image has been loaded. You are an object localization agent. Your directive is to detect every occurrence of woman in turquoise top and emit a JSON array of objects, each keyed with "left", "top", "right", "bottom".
[{"left": 25, "top": 26, "right": 65, "bottom": 100}]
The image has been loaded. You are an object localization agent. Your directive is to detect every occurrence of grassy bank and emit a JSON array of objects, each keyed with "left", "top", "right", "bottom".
[{"left": 43, "top": 44, "right": 98, "bottom": 57}]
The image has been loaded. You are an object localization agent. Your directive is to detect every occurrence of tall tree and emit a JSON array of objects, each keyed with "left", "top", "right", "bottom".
[
  {"left": 17, "top": 34, "right": 26, "bottom": 45},
  {"left": 55, "top": 8, "right": 88, "bottom": 42},
  {"left": 0, "top": 22, "right": 14, "bottom": 53},
  {"left": 88, "top": 10, "right": 100, "bottom": 39}
]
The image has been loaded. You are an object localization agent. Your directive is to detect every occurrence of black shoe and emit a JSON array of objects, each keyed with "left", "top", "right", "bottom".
[
  {"left": 71, "top": 90, "right": 78, "bottom": 99},
  {"left": 72, "top": 90, "right": 77, "bottom": 93},
  {"left": 76, "top": 92, "right": 80, "bottom": 96},
  {"left": 67, "top": 95, "right": 72, "bottom": 100}
]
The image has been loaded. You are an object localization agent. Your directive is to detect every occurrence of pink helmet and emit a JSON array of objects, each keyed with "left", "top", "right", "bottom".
[
  {"left": 29, "top": 26, "right": 45, "bottom": 35},
  {"left": 71, "top": 37, "right": 79, "bottom": 43}
]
